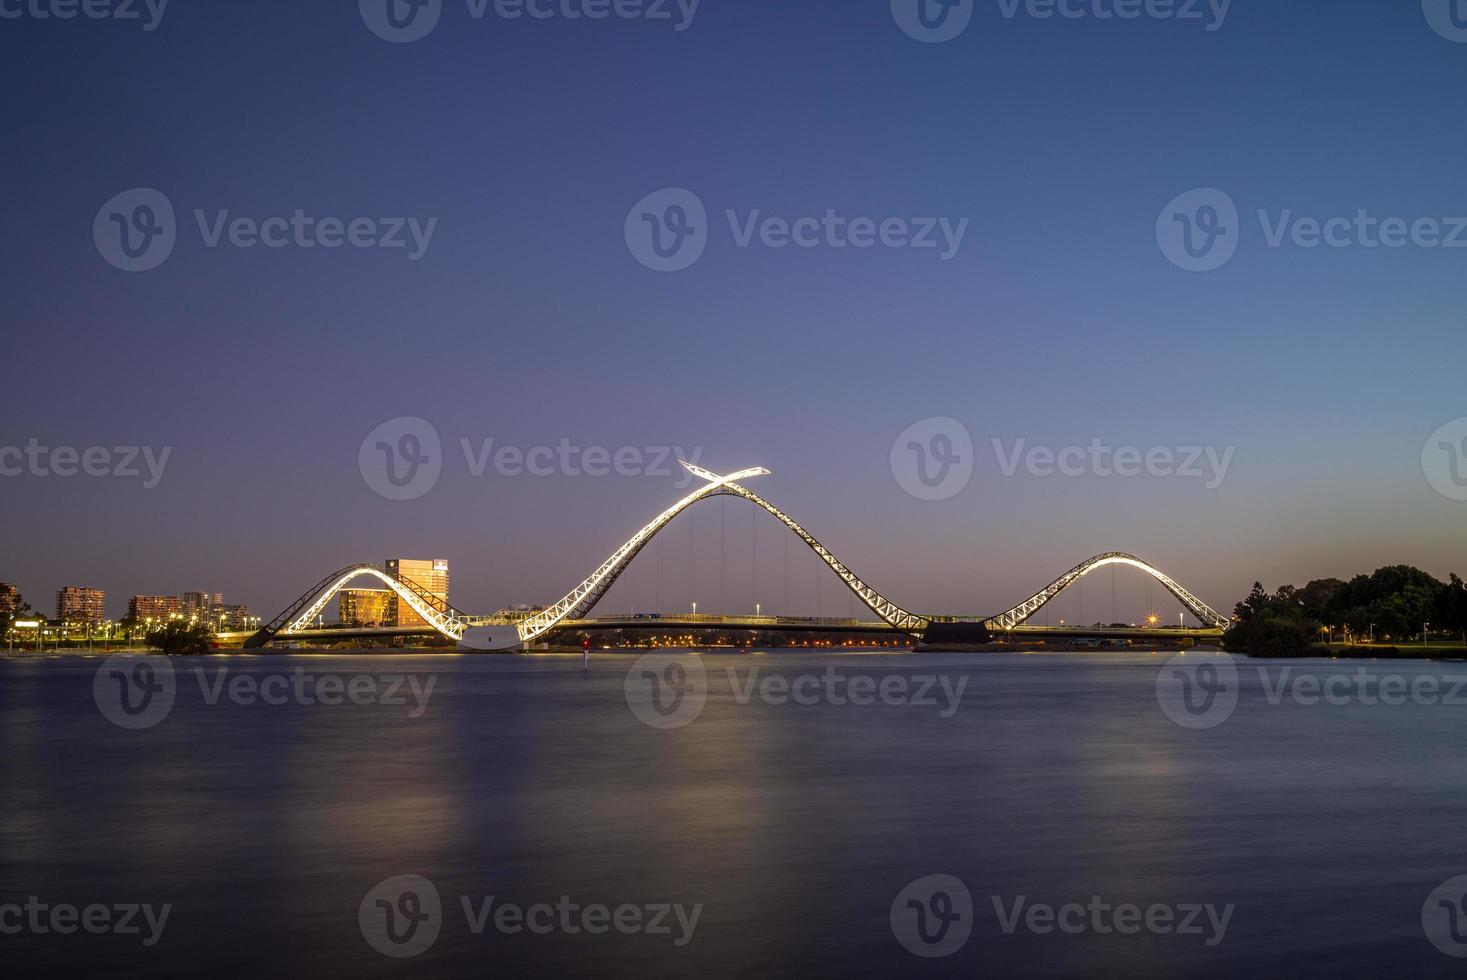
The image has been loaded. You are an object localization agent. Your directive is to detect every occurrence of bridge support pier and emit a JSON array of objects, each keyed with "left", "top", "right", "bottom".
[
  {"left": 920, "top": 622, "right": 993, "bottom": 646},
  {"left": 457, "top": 625, "right": 523, "bottom": 652}
]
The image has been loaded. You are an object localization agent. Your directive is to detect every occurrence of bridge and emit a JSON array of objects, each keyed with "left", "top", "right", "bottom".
[{"left": 244, "top": 462, "right": 1231, "bottom": 651}]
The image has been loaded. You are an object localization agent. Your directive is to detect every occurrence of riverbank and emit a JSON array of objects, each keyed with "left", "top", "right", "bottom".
[{"left": 1239, "top": 642, "right": 1467, "bottom": 660}]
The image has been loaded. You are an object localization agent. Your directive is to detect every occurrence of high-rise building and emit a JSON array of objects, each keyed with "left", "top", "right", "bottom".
[
  {"left": 385, "top": 559, "right": 450, "bottom": 629},
  {"left": 0, "top": 583, "right": 18, "bottom": 617},
  {"left": 182, "top": 592, "right": 223, "bottom": 620},
  {"left": 214, "top": 604, "right": 255, "bottom": 631},
  {"left": 57, "top": 586, "right": 106, "bottom": 625},
  {"left": 129, "top": 595, "right": 183, "bottom": 623},
  {"left": 340, "top": 588, "right": 394, "bottom": 627}
]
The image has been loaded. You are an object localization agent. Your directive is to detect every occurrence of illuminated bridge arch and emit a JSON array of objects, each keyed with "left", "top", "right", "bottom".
[
  {"left": 246, "top": 563, "right": 473, "bottom": 647},
  {"left": 985, "top": 552, "right": 1231, "bottom": 632},
  {"left": 512, "top": 463, "right": 930, "bottom": 645},
  {"left": 249, "top": 465, "right": 1229, "bottom": 651}
]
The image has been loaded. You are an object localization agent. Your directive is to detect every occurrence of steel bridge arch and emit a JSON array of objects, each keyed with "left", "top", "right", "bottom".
[
  {"left": 512, "top": 463, "right": 930, "bottom": 645},
  {"left": 245, "top": 563, "right": 473, "bottom": 647},
  {"left": 249, "top": 465, "right": 1229, "bottom": 651},
  {"left": 985, "top": 552, "right": 1230, "bottom": 632}
]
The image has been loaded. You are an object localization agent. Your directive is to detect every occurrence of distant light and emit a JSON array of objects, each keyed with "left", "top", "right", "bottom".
[{"left": 13, "top": 620, "right": 41, "bottom": 629}]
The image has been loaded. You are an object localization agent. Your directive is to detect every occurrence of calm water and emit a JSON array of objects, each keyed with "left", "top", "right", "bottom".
[{"left": 4, "top": 650, "right": 1467, "bottom": 978}]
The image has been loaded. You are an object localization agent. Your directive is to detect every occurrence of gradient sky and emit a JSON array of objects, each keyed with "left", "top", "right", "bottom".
[{"left": 2, "top": 0, "right": 1465, "bottom": 623}]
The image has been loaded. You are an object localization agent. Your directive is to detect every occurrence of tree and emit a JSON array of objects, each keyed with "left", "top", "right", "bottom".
[
  {"left": 1436, "top": 574, "right": 1467, "bottom": 635},
  {"left": 1297, "top": 578, "right": 1344, "bottom": 621},
  {"left": 145, "top": 621, "right": 214, "bottom": 656},
  {"left": 1223, "top": 581, "right": 1321, "bottom": 656},
  {"left": 1, "top": 589, "right": 36, "bottom": 638}
]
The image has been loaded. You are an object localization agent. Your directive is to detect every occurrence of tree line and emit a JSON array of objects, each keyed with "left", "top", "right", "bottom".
[{"left": 1224, "top": 565, "right": 1467, "bottom": 657}]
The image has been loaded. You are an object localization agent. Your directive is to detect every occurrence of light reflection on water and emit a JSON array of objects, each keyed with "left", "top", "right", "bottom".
[{"left": 3, "top": 651, "right": 1466, "bottom": 978}]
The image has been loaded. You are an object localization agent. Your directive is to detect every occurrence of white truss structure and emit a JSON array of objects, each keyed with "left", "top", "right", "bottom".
[
  {"left": 709, "top": 474, "right": 931, "bottom": 635},
  {"left": 514, "top": 463, "right": 930, "bottom": 644},
  {"left": 281, "top": 564, "right": 471, "bottom": 641},
  {"left": 258, "top": 471, "right": 1229, "bottom": 649},
  {"left": 985, "top": 552, "right": 1231, "bottom": 632}
]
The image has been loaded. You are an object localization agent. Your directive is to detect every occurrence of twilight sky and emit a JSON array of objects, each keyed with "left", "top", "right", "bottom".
[{"left": 2, "top": 0, "right": 1465, "bottom": 623}]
